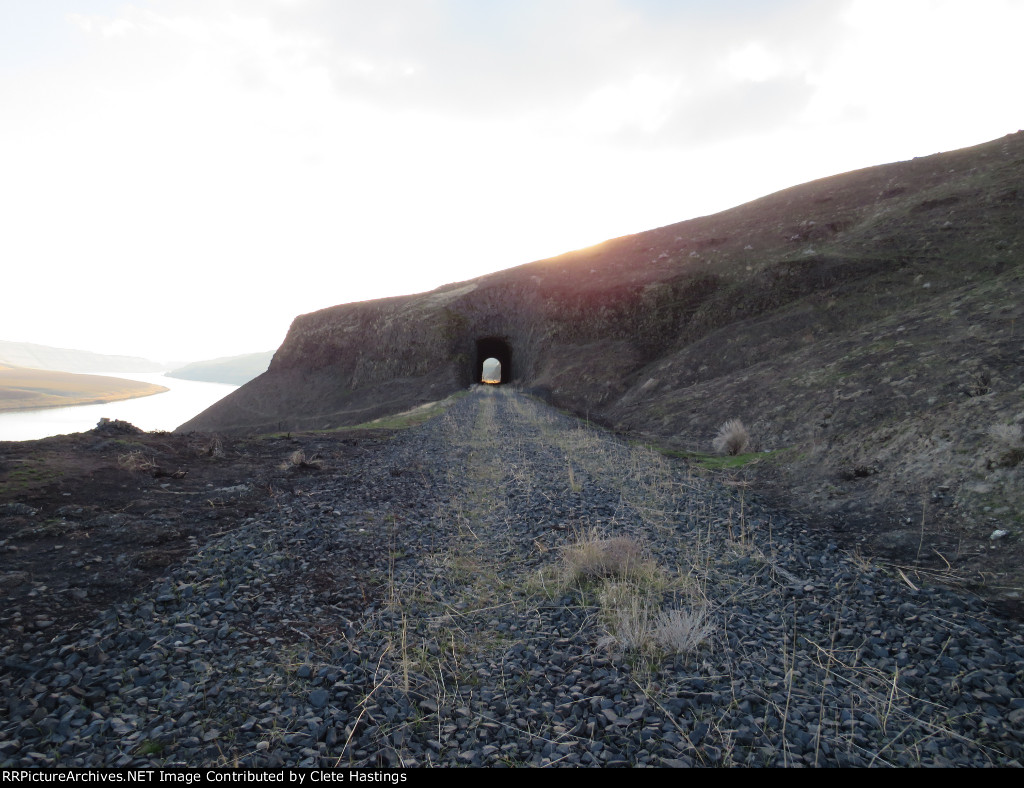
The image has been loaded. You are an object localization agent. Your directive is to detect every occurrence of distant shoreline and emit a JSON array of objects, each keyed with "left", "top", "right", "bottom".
[{"left": 0, "top": 365, "right": 169, "bottom": 413}]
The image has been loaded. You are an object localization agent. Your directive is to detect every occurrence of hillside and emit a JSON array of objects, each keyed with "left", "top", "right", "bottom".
[
  {"left": 179, "top": 131, "right": 1024, "bottom": 606},
  {"left": 0, "top": 364, "right": 168, "bottom": 412},
  {"left": 0, "top": 340, "right": 164, "bottom": 373},
  {"left": 166, "top": 351, "right": 274, "bottom": 386}
]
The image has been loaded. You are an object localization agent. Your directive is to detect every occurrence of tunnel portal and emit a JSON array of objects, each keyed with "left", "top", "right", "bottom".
[{"left": 475, "top": 337, "right": 512, "bottom": 384}]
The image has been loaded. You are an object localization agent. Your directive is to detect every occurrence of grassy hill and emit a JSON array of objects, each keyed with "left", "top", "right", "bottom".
[{"left": 0, "top": 365, "right": 168, "bottom": 412}]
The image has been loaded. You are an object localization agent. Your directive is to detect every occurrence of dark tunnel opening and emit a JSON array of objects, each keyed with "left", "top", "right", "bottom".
[{"left": 475, "top": 337, "right": 512, "bottom": 384}]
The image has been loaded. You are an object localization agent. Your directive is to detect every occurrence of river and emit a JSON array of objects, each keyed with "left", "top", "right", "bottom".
[{"left": 0, "top": 372, "right": 238, "bottom": 441}]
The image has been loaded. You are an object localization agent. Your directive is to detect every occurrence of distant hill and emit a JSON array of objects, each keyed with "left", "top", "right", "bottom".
[
  {"left": 166, "top": 352, "right": 273, "bottom": 386},
  {"left": 0, "top": 364, "right": 168, "bottom": 413},
  {"left": 0, "top": 341, "right": 164, "bottom": 373}
]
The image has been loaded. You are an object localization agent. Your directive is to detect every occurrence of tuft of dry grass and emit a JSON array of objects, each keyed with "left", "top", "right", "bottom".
[
  {"left": 989, "top": 420, "right": 1024, "bottom": 466},
  {"left": 597, "top": 581, "right": 711, "bottom": 656},
  {"left": 713, "top": 418, "right": 750, "bottom": 456},
  {"left": 651, "top": 605, "right": 712, "bottom": 653},
  {"left": 597, "top": 581, "right": 656, "bottom": 653},
  {"left": 198, "top": 436, "right": 225, "bottom": 459},
  {"left": 561, "top": 530, "right": 648, "bottom": 583},
  {"left": 989, "top": 421, "right": 1023, "bottom": 447},
  {"left": 117, "top": 451, "right": 159, "bottom": 473},
  {"left": 280, "top": 450, "right": 322, "bottom": 471},
  {"left": 559, "top": 528, "right": 711, "bottom": 658}
]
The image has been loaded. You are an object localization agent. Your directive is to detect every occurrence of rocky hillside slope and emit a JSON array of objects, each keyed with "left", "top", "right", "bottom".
[{"left": 180, "top": 131, "right": 1024, "bottom": 604}]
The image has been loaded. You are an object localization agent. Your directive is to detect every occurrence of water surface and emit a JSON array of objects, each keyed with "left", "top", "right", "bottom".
[{"left": 0, "top": 372, "right": 238, "bottom": 441}]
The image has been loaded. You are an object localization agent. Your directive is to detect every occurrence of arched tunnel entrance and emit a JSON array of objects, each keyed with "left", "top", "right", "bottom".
[{"left": 475, "top": 337, "right": 512, "bottom": 384}]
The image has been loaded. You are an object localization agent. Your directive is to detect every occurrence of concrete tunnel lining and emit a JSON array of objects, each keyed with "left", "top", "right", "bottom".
[{"left": 475, "top": 337, "right": 512, "bottom": 384}]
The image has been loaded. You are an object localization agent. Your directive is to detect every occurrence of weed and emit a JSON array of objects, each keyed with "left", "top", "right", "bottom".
[
  {"left": 567, "top": 460, "right": 582, "bottom": 493},
  {"left": 989, "top": 420, "right": 1024, "bottom": 466},
  {"left": 136, "top": 739, "right": 164, "bottom": 756},
  {"left": 597, "top": 580, "right": 658, "bottom": 652},
  {"left": 198, "top": 437, "right": 225, "bottom": 458},
  {"left": 118, "top": 451, "right": 159, "bottom": 472},
  {"left": 713, "top": 419, "right": 750, "bottom": 456},
  {"left": 652, "top": 605, "right": 713, "bottom": 653},
  {"left": 561, "top": 529, "right": 649, "bottom": 584},
  {"left": 597, "top": 581, "right": 710, "bottom": 657},
  {"left": 279, "top": 450, "right": 321, "bottom": 471}
]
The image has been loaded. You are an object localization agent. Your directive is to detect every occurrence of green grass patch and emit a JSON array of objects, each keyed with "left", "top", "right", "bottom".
[
  {"left": 336, "top": 391, "right": 469, "bottom": 432},
  {"left": 0, "top": 459, "right": 61, "bottom": 496},
  {"left": 259, "top": 391, "right": 469, "bottom": 438}
]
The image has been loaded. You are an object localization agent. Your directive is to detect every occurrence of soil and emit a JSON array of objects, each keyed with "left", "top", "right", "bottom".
[{"left": 0, "top": 420, "right": 393, "bottom": 658}]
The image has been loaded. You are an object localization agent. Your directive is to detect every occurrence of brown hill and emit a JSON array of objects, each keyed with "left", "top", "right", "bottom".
[
  {"left": 0, "top": 365, "right": 168, "bottom": 412},
  {"left": 180, "top": 131, "right": 1024, "bottom": 607}
]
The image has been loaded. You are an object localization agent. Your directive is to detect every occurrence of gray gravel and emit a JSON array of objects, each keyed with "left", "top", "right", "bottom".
[{"left": 2, "top": 387, "right": 1022, "bottom": 767}]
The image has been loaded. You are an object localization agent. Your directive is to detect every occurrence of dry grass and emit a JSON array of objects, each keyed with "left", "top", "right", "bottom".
[
  {"left": 651, "top": 605, "right": 713, "bottom": 653},
  {"left": 989, "top": 422, "right": 1023, "bottom": 446},
  {"left": 597, "top": 581, "right": 711, "bottom": 656},
  {"left": 280, "top": 450, "right": 322, "bottom": 471},
  {"left": 561, "top": 530, "right": 649, "bottom": 584},
  {"left": 597, "top": 581, "right": 657, "bottom": 653},
  {"left": 989, "top": 421, "right": 1024, "bottom": 466},
  {"left": 713, "top": 418, "right": 750, "bottom": 456},
  {"left": 0, "top": 364, "right": 167, "bottom": 412},
  {"left": 559, "top": 528, "right": 710, "bottom": 658},
  {"left": 117, "top": 450, "right": 159, "bottom": 473},
  {"left": 198, "top": 436, "right": 225, "bottom": 458}
]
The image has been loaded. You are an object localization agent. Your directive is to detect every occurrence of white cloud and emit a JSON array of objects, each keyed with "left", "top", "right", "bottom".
[{"left": 724, "top": 42, "right": 788, "bottom": 83}]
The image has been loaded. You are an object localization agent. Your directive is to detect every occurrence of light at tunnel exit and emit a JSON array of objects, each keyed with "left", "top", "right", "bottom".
[{"left": 482, "top": 357, "right": 501, "bottom": 384}]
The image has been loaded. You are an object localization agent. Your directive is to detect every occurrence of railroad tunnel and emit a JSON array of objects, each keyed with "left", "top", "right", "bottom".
[{"left": 475, "top": 337, "right": 512, "bottom": 384}]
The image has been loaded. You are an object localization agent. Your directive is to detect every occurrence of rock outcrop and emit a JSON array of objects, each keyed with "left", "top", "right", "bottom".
[
  {"left": 181, "top": 131, "right": 1024, "bottom": 439},
  {"left": 179, "top": 133, "right": 1024, "bottom": 601}
]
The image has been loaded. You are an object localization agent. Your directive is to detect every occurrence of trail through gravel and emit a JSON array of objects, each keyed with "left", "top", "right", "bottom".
[{"left": 2, "top": 387, "right": 1023, "bottom": 767}]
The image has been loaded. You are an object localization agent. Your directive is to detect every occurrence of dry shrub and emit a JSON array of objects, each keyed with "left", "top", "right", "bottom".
[
  {"left": 198, "top": 437, "right": 225, "bottom": 459},
  {"left": 598, "top": 582, "right": 711, "bottom": 655},
  {"left": 713, "top": 418, "right": 750, "bottom": 455},
  {"left": 989, "top": 421, "right": 1024, "bottom": 466},
  {"left": 557, "top": 530, "right": 712, "bottom": 657},
  {"left": 652, "top": 605, "right": 712, "bottom": 653},
  {"left": 597, "top": 582, "right": 655, "bottom": 652},
  {"left": 989, "top": 422, "right": 1023, "bottom": 448},
  {"left": 118, "top": 451, "right": 159, "bottom": 473},
  {"left": 280, "top": 450, "right": 322, "bottom": 471},
  {"left": 562, "top": 531, "right": 647, "bottom": 583}
]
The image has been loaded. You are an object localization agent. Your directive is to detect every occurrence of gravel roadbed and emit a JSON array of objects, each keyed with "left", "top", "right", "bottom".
[{"left": 2, "top": 388, "right": 1022, "bottom": 767}]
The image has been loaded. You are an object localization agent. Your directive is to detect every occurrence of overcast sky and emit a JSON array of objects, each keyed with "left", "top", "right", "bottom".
[{"left": 2, "top": 0, "right": 1021, "bottom": 363}]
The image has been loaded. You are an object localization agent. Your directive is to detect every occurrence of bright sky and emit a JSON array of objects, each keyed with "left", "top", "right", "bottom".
[{"left": 2, "top": 0, "right": 1021, "bottom": 363}]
